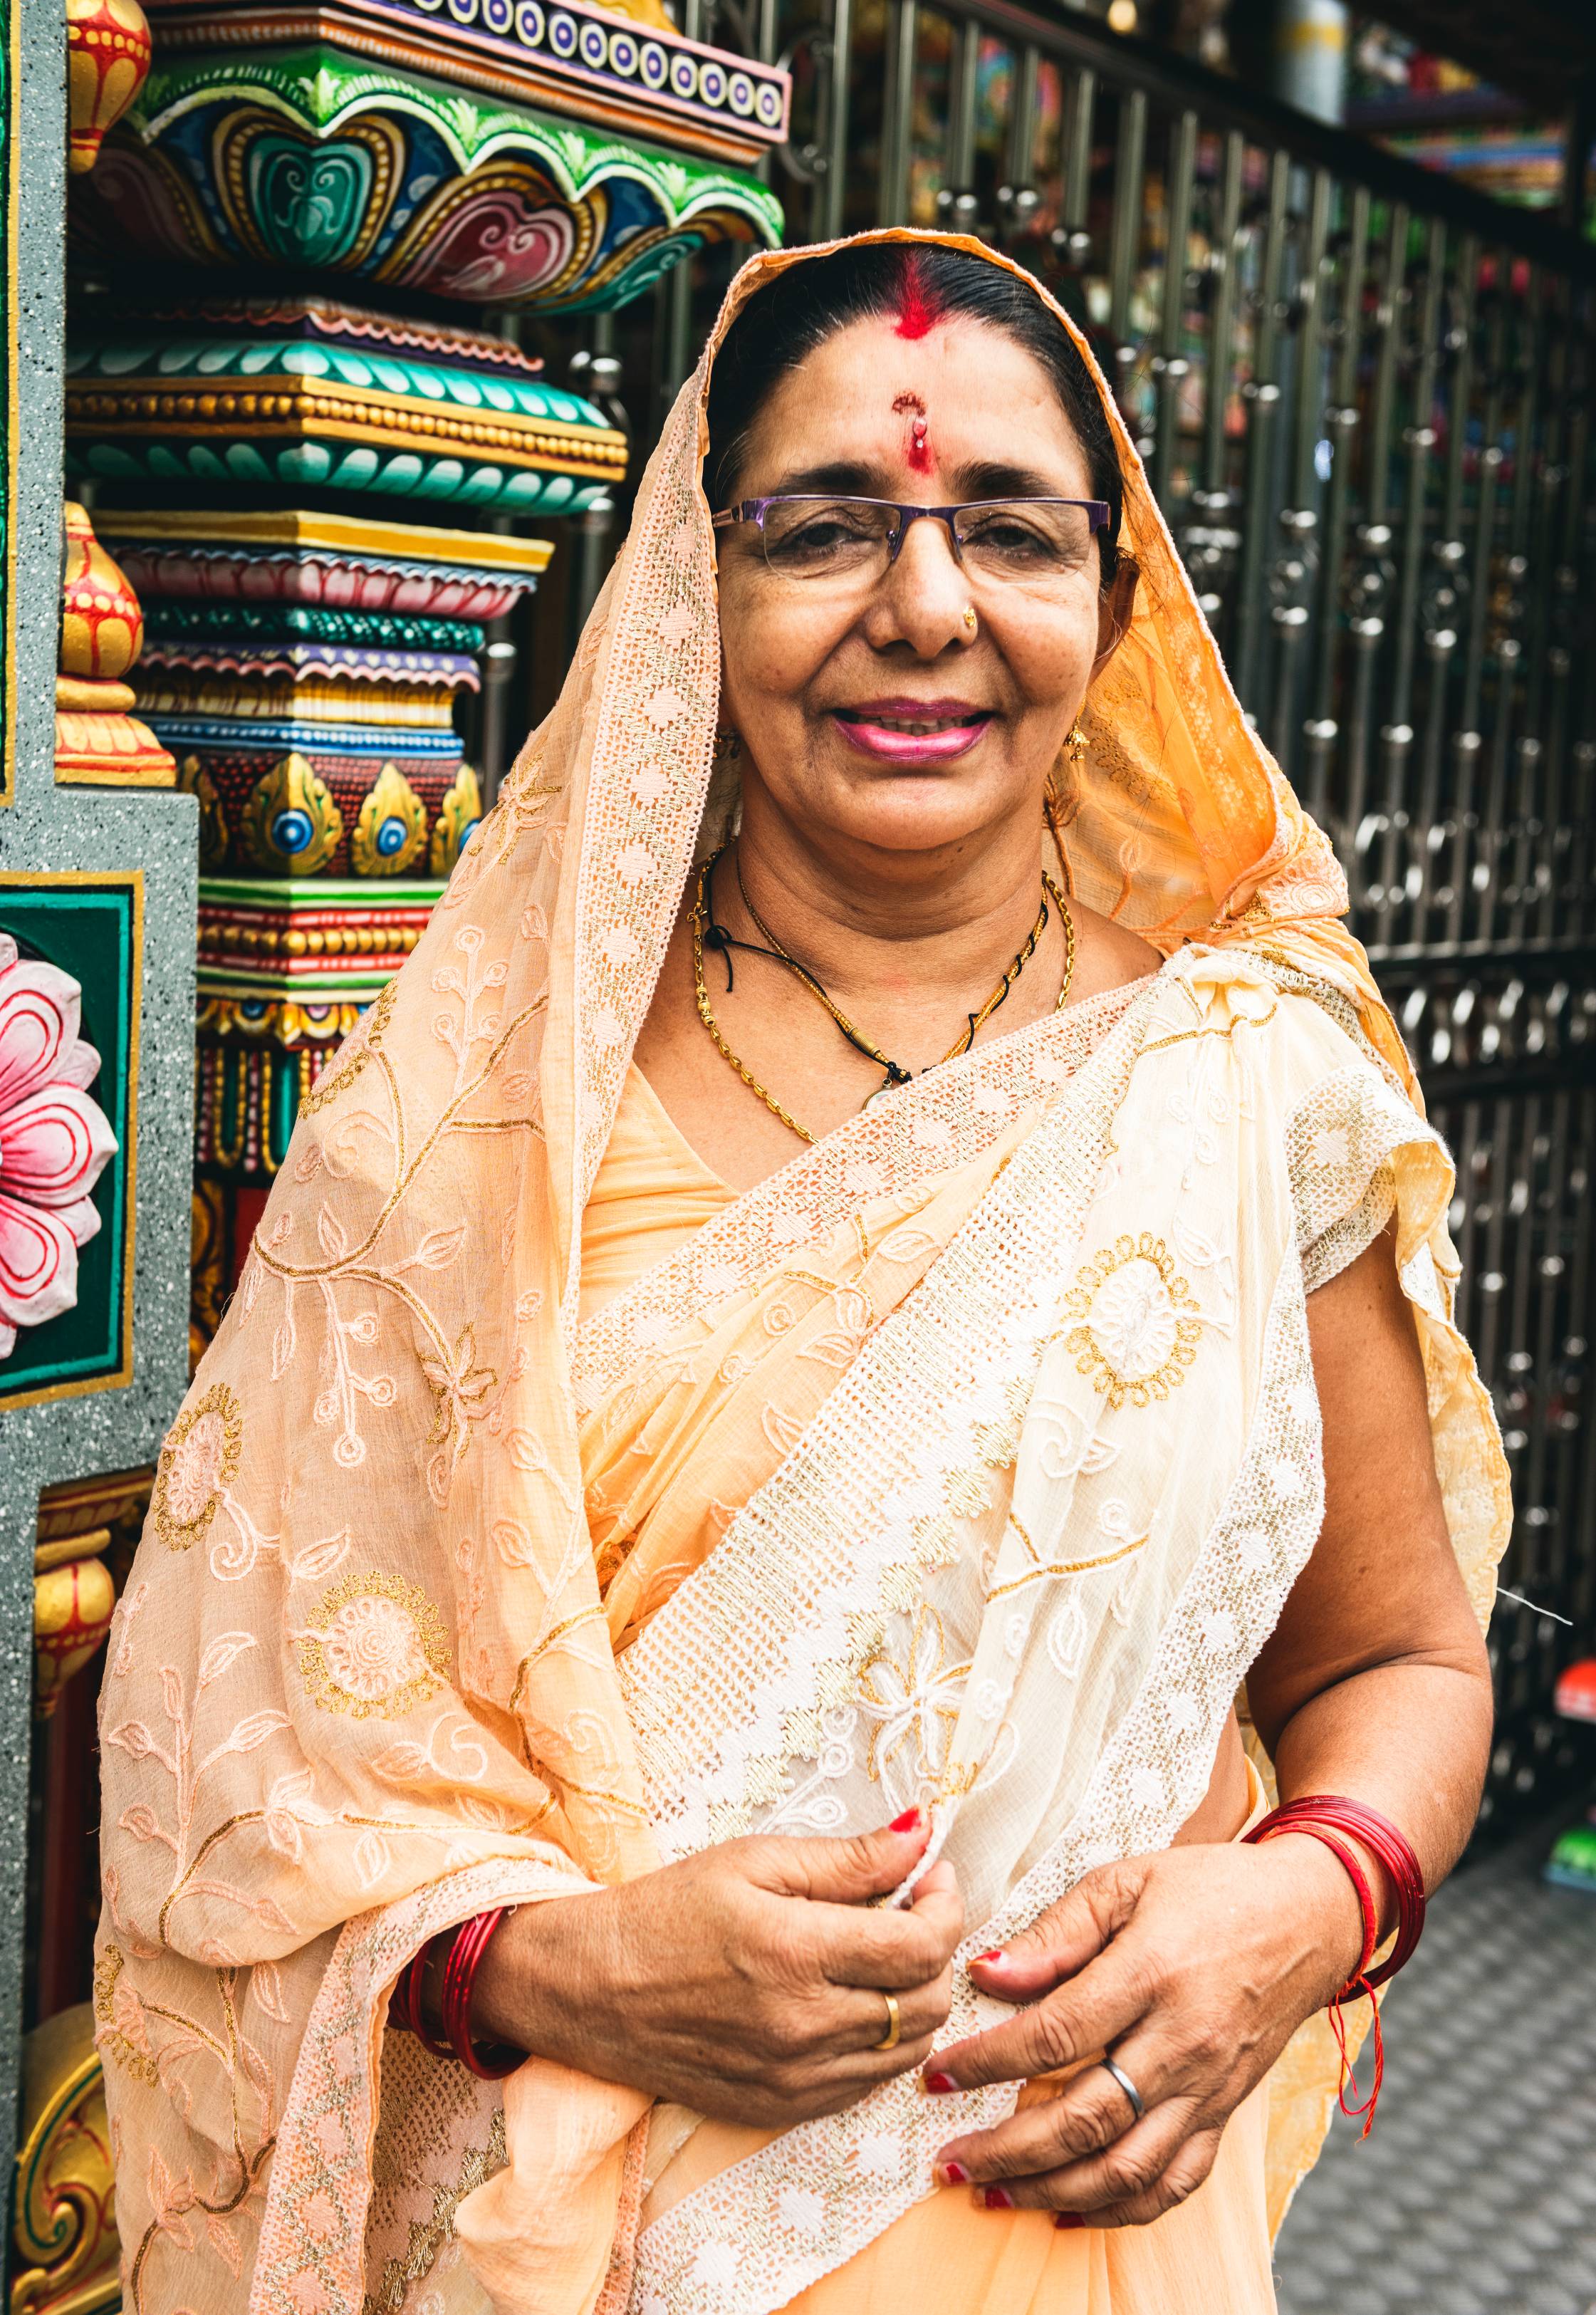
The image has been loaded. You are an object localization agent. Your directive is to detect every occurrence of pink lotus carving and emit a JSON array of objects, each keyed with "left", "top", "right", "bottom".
[{"left": 0, "top": 935, "right": 118, "bottom": 1359}]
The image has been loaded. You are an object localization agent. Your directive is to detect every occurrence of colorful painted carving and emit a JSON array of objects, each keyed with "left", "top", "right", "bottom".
[
  {"left": 66, "top": 301, "right": 626, "bottom": 510},
  {"left": 0, "top": 936, "right": 119, "bottom": 1365},
  {"left": 66, "top": 0, "right": 152, "bottom": 172},
  {"left": 98, "top": 506, "right": 553, "bottom": 620},
  {"left": 137, "top": 0, "right": 788, "bottom": 162},
  {"left": 11, "top": 2006, "right": 120, "bottom": 2315},
  {"left": 72, "top": 54, "right": 783, "bottom": 303},
  {"left": 56, "top": 504, "right": 176, "bottom": 788}
]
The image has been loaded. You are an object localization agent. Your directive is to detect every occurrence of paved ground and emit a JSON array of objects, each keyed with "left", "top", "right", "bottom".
[{"left": 1275, "top": 1817, "right": 1596, "bottom": 2315}]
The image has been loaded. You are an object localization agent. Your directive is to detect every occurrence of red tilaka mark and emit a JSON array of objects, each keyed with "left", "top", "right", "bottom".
[
  {"left": 893, "top": 253, "right": 944, "bottom": 340},
  {"left": 891, "top": 392, "right": 932, "bottom": 472}
]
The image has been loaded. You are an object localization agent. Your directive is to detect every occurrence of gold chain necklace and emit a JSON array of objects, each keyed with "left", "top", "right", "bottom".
[{"left": 689, "top": 847, "right": 1075, "bottom": 1144}]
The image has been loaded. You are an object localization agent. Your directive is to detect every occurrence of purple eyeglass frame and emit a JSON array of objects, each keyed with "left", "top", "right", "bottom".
[{"left": 711, "top": 494, "right": 1111, "bottom": 563}]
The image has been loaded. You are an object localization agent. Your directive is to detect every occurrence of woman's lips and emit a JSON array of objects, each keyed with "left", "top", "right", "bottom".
[{"left": 833, "top": 703, "right": 993, "bottom": 765}]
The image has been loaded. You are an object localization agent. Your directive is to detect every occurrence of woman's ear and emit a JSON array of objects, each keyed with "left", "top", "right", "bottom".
[{"left": 1092, "top": 557, "right": 1140, "bottom": 677}]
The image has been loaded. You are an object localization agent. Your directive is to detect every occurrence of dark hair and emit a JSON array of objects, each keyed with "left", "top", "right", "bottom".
[{"left": 704, "top": 243, "right": 1124, "bottom": 586}]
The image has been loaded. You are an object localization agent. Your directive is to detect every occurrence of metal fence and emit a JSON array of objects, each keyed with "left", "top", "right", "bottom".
[{"left": 496, "top": 6, "right": 1596, "bottom": 1828}]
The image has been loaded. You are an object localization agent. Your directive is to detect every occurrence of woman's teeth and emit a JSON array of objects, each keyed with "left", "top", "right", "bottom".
[{"left": 847, "top": 713, "right": 982, "bottom": 733}]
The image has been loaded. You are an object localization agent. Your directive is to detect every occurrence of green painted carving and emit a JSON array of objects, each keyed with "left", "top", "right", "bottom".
[
  {"left": 64, "top": 316, "right": 627, "bottom": 512},
  {"left": 144, "top": 603, "right": 487, "bottom": 652},
  {"left": 71, "top": 49, "right": 784, "bottom": 309}
]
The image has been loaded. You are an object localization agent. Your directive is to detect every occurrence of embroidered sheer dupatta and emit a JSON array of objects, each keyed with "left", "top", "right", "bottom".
[{"left": 95, "top": 232, "right": 1509, "bottom": 2315}]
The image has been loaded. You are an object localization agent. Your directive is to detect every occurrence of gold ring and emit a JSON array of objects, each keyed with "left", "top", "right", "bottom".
[
  {"left": 872, "top": 1992, "right": 902, "bottom": 2052},
  {"left": 960, "top": 605, "right": 978, "bottom": 634}
]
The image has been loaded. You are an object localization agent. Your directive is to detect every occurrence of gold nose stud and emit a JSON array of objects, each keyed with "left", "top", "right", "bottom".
[{"left": 961, "top": 605, "right": 978, "bottom": 635}]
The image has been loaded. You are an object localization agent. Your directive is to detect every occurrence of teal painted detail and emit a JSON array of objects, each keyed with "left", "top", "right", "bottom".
[
  {"left": 66, "top": 438, "right": 610, "bottom": 515},
  {"left": 144, "top": 603, "right": 488, "bottom": 652},
  {"left": 0, "top": 887, "right": 136, "bottom": 1404},
  {"left": 72, "top": 52, "right": 783, "bottom": 313},
  {"left": 68, "top": 333, "right": 611, "bottom": 425}
]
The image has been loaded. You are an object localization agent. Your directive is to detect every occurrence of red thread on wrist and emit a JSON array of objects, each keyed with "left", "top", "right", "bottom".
[{"left": 1244, "top": 1794, "right": 1424, "bottom": 2138}]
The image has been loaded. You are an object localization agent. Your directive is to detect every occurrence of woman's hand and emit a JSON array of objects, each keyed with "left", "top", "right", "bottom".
[
  {"left": 923, "top": 1834, "right": 1365, "bottom": 2227},
  {"left": 474, "top": 1813, "right": 964, "bottom": 2130}
]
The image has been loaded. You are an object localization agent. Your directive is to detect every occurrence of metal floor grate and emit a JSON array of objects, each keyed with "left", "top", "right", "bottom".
[{"left": 1275, "top": 1820, "right": 1596, "bottom": 2315}]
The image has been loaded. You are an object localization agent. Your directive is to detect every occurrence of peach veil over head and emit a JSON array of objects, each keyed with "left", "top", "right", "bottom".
[{"left": 95, "top": 232, "right": 1506, "bottom": 2315}]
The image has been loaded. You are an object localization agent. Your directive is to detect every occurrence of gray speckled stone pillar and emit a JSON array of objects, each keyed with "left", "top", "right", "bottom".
[{"left": 0, "top": 0, "right": 199, "bottom": 2185}]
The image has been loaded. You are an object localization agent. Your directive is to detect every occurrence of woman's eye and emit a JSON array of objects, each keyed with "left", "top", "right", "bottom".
[{"left": 964, "top": 519, "right": 1055, "bottom": 559}]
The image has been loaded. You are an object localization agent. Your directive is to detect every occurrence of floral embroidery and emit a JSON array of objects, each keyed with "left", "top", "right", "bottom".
[
  {"left": 151, "top": 1383, "right": 244, "bottom": 1550},
  {"left": 857, "top": 1606, "right": 971, "bottom": 1809},
  {"left": 1062, "top": 1233, "right": 1202, "bottom": 1408},
  {"left": 93, "top": 1944, "right": 158, "bottom": 2081},
  {"left": 296, "top": 1571, "right": 450, "bottom": 1720}
]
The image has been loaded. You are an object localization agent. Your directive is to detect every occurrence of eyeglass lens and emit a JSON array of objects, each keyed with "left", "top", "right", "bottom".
[{"left": 753, "top": 498, "right": 1100, "bottom": 588}]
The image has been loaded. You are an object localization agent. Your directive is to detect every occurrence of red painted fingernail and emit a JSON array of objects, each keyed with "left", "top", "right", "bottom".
[
  {"left": 1055, "top": 2214, "right": 1085, "bottom": 2231},
  {"left": 982, "top": 2187, "right": 1013, "bottom": 2211},
  {"left": 937, "top": 2161, "right": 969, "bottom": 2186},
  {"left": 975, "top": 1948, "right": 1006, "bottom": 1965},
  {"left": 923, "top": 2070, "right": 958, "bottom": 2095},
  {"left": 890, "top": 1808, "right": 922, "bottom": 1833}
]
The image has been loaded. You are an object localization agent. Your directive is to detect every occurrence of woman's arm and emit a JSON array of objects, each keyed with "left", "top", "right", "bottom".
[
  {"left": 919, "top": 1224, "right": 1494, "bottom": 2225},
  {"left": 469, "top": 1814, "right": 965, "bottom": 2128}
]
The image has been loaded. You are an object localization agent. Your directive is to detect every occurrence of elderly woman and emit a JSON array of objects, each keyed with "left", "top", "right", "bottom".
[{"left": 99, "top": 233, "right": 1506, "bottom": 2315}]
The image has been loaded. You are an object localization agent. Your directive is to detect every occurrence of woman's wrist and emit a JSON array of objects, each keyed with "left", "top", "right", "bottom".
[
  {"left": 1249, "top": 1829, "right": 1370, "bottom": 1998},
  {"left": 467, "top": 1890, "right": 600, "bottom": 2061}
]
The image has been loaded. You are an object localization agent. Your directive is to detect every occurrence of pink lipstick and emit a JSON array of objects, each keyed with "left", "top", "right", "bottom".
[{"left": 833, "top": 697, "right": 992, "bottom": 766}]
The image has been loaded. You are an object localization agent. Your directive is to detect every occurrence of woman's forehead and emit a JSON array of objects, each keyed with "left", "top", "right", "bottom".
[{"left": 729, "top": 311, "right": 1095, "bottom": 484}]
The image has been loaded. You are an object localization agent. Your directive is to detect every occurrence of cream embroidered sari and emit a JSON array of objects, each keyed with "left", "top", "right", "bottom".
[{"left": 95, "top": 232, "right": 1509, "bottom": 2315}]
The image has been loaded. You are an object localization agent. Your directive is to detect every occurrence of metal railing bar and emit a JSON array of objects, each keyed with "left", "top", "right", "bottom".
[
  {"left": 879, "top": 0, "right": 920, "bottom": 227},
  {"left": 1107, "top": 87, "right": 1148, "bottom": 351},
  {"left": 1149, "top": 108, "right": 1197, "bottom": 509}
]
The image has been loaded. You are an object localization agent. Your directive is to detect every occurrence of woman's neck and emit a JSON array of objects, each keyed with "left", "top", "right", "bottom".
[{"left": 730, "top": 786, "right": 1050, "bottom": 1021}]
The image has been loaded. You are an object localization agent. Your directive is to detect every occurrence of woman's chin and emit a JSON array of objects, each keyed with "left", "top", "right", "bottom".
[{"left": 786, "top": 759, "right": 1026, "bottom": 858}]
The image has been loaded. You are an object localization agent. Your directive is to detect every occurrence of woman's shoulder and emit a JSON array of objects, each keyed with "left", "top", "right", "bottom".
[{"left": 1065, "top": 897, "right": 1164, "bottom": 1005}]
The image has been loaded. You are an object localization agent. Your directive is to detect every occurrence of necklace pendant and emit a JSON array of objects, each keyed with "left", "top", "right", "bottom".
[{"left": 862, "top": 1077, "right": 902, "bottom": 1110}]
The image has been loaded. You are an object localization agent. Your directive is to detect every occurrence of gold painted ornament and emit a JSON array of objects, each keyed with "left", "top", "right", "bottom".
[
  {"left": 241, "top": 754, "right": 345, "bottom": 875},
  {"left": 428, "top": 762, "right": 483, "bottom": 875},
  {"left": 351, "top": 760, "right": 427, "bottom": 876},
  {"left": 65, "top": 0, "right": 152, "bottom": 173},
  {"left": 54, "top": 502, "right": 174, "bottom": 786}
]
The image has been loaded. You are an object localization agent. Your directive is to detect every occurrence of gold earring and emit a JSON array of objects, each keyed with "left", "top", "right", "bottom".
[
  {"left": 1068, "top": 722, "right": 1087, "bottom": 767},
  {"left": 960, "top": 605, "right": 978, "bottom": 635}
]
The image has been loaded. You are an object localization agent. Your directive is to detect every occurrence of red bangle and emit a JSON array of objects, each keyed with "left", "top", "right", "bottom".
[
  {"left": 441, "top": 1908, "right": 523, "bottom": 2080},
  {"left": 389, "top": 1912, "right": 523, "bottom": 2079},
  {"left": 1246, "top": 1794, "right": 1427, "bottom": 1989},
  {"left": 1244, "top": 1793, "right": 1426, "bottom": 2139},
  {"left": 390, "top": 1941, "right": 453, "bottom": 2062}
]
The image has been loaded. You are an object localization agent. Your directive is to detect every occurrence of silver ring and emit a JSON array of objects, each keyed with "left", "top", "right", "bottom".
[{"left": 1101, "top": 2054, "right": 1145, "bottom": 2123}]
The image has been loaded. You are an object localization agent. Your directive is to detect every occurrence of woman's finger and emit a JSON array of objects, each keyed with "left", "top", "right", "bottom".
[
  {"left": 925, "top": 1939, "right": 1155, "bottom": 2092},
  {"left": 969, "top": 1858, "right": 1147, "bottom": 2002},
  {"left": 963, "top": 2097, "right": 1204, "bottom": 2214},
  {"left": 1068, "top": 2126, "right": 1224, "bottom": 2230},
  {"left": 933, "top": 2055, "right": 1159, "bottom": 2187},
  {"left": 818, "top": 1861, "right": 964, "bottom": 1991},
  {"left": 833, "top": 1969, "right": 953, "bottom": 2056}
]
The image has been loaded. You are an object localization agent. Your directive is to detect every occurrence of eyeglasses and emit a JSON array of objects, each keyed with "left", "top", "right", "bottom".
[{"left": 711, "top": 495, "right": 1111, "bottom": 593}]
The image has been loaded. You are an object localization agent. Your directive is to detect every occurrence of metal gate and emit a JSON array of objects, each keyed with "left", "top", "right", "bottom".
[{"left": 510, "top": 6, "right": 1596, "bottom": 1830}]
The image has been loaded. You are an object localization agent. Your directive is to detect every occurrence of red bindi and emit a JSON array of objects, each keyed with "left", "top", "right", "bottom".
[{"left": 891, "top": 392, "right": 932, "bottom": 472}]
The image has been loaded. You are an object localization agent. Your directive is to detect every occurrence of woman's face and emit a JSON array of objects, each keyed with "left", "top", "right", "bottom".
[{"left": 714, "top": 311, "right": 1137, "bottom": 863}]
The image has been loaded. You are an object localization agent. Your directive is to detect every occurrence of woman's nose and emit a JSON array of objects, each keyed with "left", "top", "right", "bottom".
[{"left": 865, "top": 515, "right": 973, "bottom": 656}]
